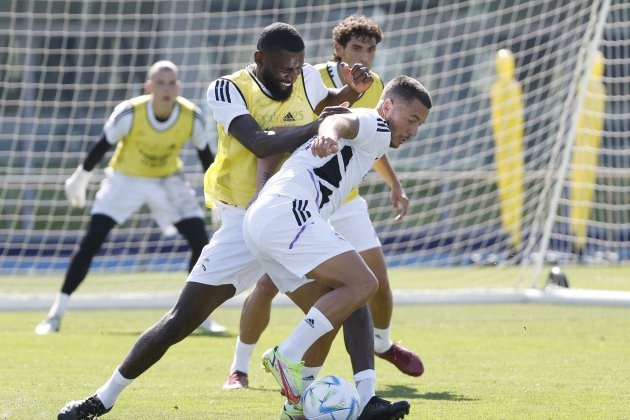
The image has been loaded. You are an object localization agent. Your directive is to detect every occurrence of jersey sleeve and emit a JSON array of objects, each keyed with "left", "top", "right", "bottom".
[
  {"left": 206, "top": 78, "right": 248, "bottom": 133},
  {"left": 103, "top": 100, "right": 133, "bottom": 145},
  {"left": 190, "top": 106, "right": 210, "bottom": 150},
  {"left": 350, "top": 108, "right": 391, "bottom": 156},
  {"left": 302, "top": 64, "right": 330, "bottom": 112}
]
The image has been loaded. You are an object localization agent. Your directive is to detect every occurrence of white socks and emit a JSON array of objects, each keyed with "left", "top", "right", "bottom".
[
  {"left": 354, "top": 369, "right": 376, "bottom": 412},
  {"left": 302, "top": 365, "right": 323, "bottom": 391},
  {"left": 373, "top": 327, "right": 393, "bottom": 354},
  {"left": 96, "top": 368, "right": 134, "bottom": 409},
  {"left": 48, "top": 292, "right": 70, "bottom": 318},
  {"left": 230, "top": 336, "right": 257, "bottom": 374},
  {"left": 279, "top": 307, "right": 333, "bottom": 362}
]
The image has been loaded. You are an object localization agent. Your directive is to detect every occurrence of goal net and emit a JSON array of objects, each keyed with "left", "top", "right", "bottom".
[{"left": 1, "top": 0, "right": 628, "bottom": 305}]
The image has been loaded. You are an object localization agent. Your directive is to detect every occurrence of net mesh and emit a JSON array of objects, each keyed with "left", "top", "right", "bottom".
[{"left": 0, "top": 0, "right": 627, "bottom": 293}]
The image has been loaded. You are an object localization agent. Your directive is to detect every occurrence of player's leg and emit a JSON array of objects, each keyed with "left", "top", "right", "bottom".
[
  {"left": 224, "top": 273, "right": 279, "bottom": 389},
  {"left": 37, "top": 169, "right": 146, "bottom": 335},
  {"left": 261, "top": 249, "right": 378, "bottom": 407},
  {"left": 58, "top": 202, "right": 264, "bottom": 418},
  {"left": 331, "top": 196, "right": 423, "bottom": 377},
  {"left": 118, "top": 282, "right": 235, "bottom": 378},
  {"left": 244, "top": 195, "right": 376, "bottom": 405},
  {"left": 174, "top": 216, "right": 209, "bottom": 273},
  {"left": 35, "top": 213, "right": 116, "bottom": 335},
  {"left": 58, "top": 281, "right": 237, "bottom": 419},
  {"left": 275, "top": 254, "right": 410, "bottom": 419},
  {"left": 155, "top": 174, "right": 226, "bottom": 334},
  {"left": 361, "top": 246, "right": 424, "bottom": 377}
]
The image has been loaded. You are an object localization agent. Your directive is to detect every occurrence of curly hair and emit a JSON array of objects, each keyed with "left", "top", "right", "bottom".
[{"left": 332, "top": 14, "right": 383, "bottom": 61}]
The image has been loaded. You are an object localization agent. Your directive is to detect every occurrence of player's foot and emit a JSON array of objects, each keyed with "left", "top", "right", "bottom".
[
  {"left": 358, "top": 396, "right": 410, "bottom": 420},
  {"left": 35, "top": 315, "right": 61, "bottom": 335},
  {"left": 223, "top": 370, "right": 249, "bottom": 390},
  {"left": 57, "top": 394, "right": 111, "bottom": 419},
  {"left": 279, "top": 402, "right": 306, "bottom": 420},
  {"left": 197, "top": 317, "right": 227, "bottom": 333},
  {"left": 261, "top": 346, "right": 304, "bottom": 406},
  {"left": 376, "top": 342, "right": 424, "bottom": 377}
]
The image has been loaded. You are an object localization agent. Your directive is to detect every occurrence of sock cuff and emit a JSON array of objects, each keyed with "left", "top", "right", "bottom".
[
  {"left": 354, "top": 369, "right": 376, "bottom": 383},
  {"left": 114, "top": 368, "right": 135, "bottom": 385},
  {"left": 307, "top": 307, "right": 334, "bottom": 331},
  {"left": 302, "top": 365, "right": 323, "bottom": 380},
  {"left": 236, "top": 336, "right": 258, "bottom": 350}
]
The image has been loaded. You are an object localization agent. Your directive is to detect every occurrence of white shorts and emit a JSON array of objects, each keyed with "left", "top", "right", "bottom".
[
  {"left": 186, "top": 202, "right": 264, "bottom": 295},
  {"left": 243, "top": 194, "right": 354, "bottom": 294},
  {"left": 92, "top": 168, "right": 204, "bottom": 235},
  {"left": 329, "top": 196, "right": 381, "bottom": 253}
]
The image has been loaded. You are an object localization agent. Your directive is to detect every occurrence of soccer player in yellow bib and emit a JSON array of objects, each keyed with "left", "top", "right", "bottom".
[
  {"left": 58, "top": 23, "right": 403, "bottom": 419},
  {"left": 35, "top": 60, "right": 227, "bottom": 335},
  {"left": 223, "top": 14, "right": 423, "bottom": 395}
]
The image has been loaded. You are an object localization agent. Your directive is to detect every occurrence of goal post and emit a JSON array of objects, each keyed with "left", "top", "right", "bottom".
[{"left": 1, "top": 0, "right": 628, "bottom": 305}]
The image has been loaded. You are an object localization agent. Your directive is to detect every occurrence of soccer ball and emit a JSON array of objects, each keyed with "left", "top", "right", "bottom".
[{"left": 302, "top": 375, "right": 360, "bottom": 420}]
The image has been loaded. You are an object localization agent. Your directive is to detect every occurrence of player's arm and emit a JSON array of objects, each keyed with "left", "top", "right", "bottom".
[
  {"left": 372, "top": 154, "right": 409, "bottom": 221},
  {"left": 314, "top": 63, "right": 373, "bottom": 115},
  {"left": 196, "top": 146, "right": 214, "bottom": 171},
  {"left": 311, "top": 113, "right": 360, "bottom": 158},
  {"left": 65, "top": 101, "right": 130, "bottom": 208},
  {"left": 209, "top": 78, "right": 349, "bottom": 158},
  {"left": 190, "top": 109, "right": 214, "bottom": 171},
  {"left": 64, "top": 133, "right": 112, "bottom": 208},
  {"left": 228, "top": 105, "right": 350, "bottom": 158}
]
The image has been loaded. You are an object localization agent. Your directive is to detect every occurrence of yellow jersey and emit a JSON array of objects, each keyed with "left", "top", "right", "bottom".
[
  {"left": 204, "top": 67, "right": 318, "bottom": 208},
  {"left": 315, "top": 61, "right": 384, "bottom": 203},
  {"left": 108, "top": 95, "right": 195, "bottom": 178}
]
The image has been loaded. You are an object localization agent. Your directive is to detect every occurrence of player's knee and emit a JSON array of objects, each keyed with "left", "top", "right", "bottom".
[
  {"left": 350, "top": 274, "right": 378, "bottom": 304},
  {"left": 375, "top": 274, "right": 391, "bottom": 295},
  {"left": 364, "top": 275, "right": 379, "bottom": 299},
  {"left": 159, "top": 309, "right": 198, "bottom": 344},
  {"left": 251, "top": 276, "right": 279, "bottom": 301}
]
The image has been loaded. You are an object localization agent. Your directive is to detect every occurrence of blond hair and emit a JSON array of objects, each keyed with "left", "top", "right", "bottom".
[{"left": 147, "top": 60, "right": 179, "bottom": 81}]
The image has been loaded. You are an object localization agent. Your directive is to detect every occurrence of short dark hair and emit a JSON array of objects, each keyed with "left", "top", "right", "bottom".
[
  {"left": 257, "top": 22, "right": 305, "bottom": 53},
  {"left": 383, "top": 76, "right": 432, "bottom": 109},
  {"left": 332, "top": 14, "right": 383, "bottom": 48}
]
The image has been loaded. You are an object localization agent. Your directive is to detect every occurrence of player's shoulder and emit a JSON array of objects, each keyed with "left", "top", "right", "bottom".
[
  {"left": 128, "top": 94, "right": 151, "bottom": 106},
  {"left": 369, "top": 70, "right": 383, "bottom": 83},
  {"left": 351, "top": 107, "right": 380, "bottom": 120},
  {"left": 313, "top": 61, "right": 330, "bottom": 72},
  {"left": 352, "top": 108, "right": 389, "bottom": 135},
  {"left": 176, "top": 96, "right": 205, "bottom": 126},
  {"left": 219, "top": 67, "right": 251, "bottom": 85},
  {"left": 109, "top": 97, "right": 138, "bottom": 123},
  {"left": 176, "top": 95, "right": 197, "bottom": 110}
]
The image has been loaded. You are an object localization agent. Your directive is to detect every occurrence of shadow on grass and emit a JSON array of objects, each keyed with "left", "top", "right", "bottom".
[
  {"left": 379, "top": 385, "right": 477, "bottom": 402},
  {"left": 102, "top": 330, "right": 236, "bottom": 339}
]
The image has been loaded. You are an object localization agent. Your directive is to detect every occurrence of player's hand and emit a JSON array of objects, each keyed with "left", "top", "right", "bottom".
[
  {"left": 342, "top": 62, "right": 373, "bottom": 94},
  {"left": 316, "top": 102, "right": 350, "bottom": 125},
  {"left": 64, "top": 165, "right": 93, "bottom": 208},
  {"left": 311, "top": 135, "right": 339, "bottom": 158},
  {"left": 390, "top": 183, "right": 409, "bottom": 222}
]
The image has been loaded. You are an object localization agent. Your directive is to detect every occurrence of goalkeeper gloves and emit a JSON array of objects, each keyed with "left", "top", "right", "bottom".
[{"left": 64, "top": 165, "right": 93, "bottom": 208}]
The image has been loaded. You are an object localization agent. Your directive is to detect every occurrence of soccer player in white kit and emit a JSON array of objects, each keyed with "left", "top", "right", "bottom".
[
  {"left": 56, "top": 23, "right": 385, "bottom": 419},
  {"left": 245, "top": 75, "right": 432, "bottom": 419},
  {"left": 224, "top": 16, "right": 423, "bottom": 398}
]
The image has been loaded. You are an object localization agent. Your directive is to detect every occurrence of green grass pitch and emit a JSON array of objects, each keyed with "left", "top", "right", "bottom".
[{"left": 1, "top": 266, "right": 629, "bottom": 418}]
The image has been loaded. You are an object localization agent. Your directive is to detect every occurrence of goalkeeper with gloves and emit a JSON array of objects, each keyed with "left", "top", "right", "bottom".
[{"left": 35, "top": 60, "right": 225, "bottom": 335}]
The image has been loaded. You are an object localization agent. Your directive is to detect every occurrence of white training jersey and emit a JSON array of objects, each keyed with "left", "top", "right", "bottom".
[
  {"left": 103, "top": 99, "right": 209, "bottom": 150},
  {"left": 259, "top": 107, "right": 391, "bottom": 220}
]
